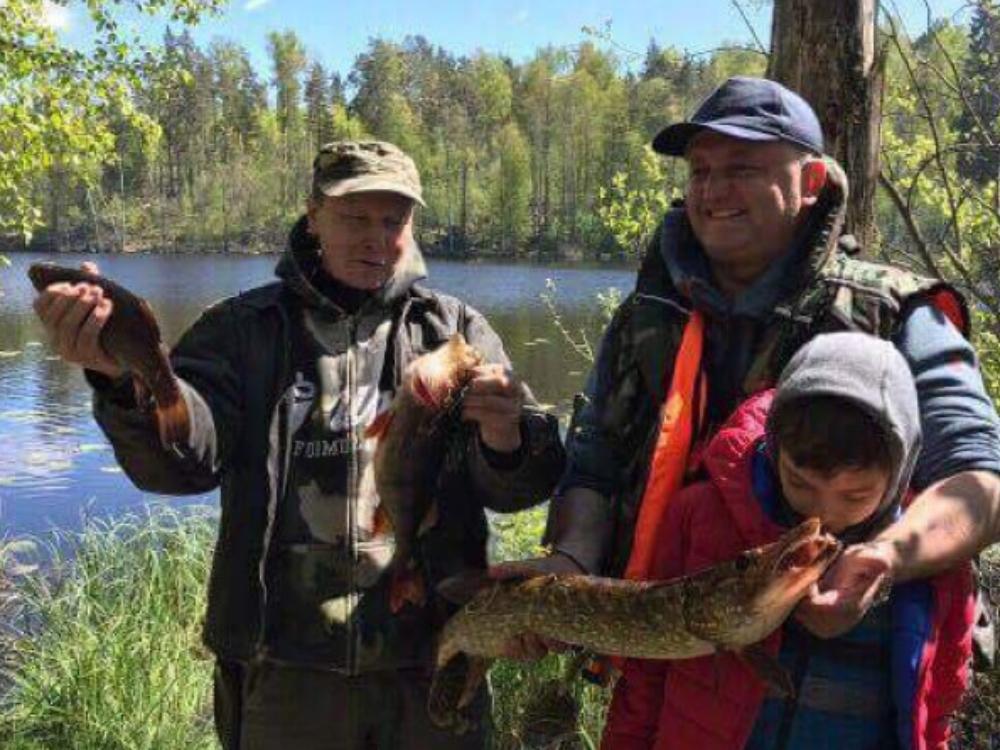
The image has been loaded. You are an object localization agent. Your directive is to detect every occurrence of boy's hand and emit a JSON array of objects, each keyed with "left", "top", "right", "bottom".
[{"left": 793, "top": 540, "right": 896, "bottom": 639}]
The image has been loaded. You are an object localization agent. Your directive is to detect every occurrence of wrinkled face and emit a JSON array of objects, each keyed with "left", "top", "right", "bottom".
[
  {"left": 307, "top": 191, "right": 415, "bottom": 291},
  {"left": 684, "top": 132, "right": 820, "bottom": 290},
  {"left": 777, "top": 451, "right": 891, "bottom": 534}
]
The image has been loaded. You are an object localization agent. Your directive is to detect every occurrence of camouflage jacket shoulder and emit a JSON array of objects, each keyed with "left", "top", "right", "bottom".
[{"left": 793, "top": 251, "right": 970, "bottom": 340}]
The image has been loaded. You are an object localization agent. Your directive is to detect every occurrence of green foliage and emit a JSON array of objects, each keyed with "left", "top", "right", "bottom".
[
  {"left": 9, "top": 22, "right": 780, "bottom": 256},
  {"left": 878, "top": 10, "right": 1000, "bottom": 346},
  {"left": 0, "top": 0, "right": 224, "bottom": 242},
  {"left": 598, "top": 146, "right": 673, "bottom": 258}
]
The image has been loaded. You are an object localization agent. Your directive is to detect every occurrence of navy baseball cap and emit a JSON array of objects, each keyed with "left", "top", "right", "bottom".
[{"left": 652, "top": 76, "right": 824, "bottom": 156}]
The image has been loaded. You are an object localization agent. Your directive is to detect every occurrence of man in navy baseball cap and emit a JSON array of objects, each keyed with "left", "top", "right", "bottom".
[{"left": 540, "top": 72, "right": 1000, "bottom": 684}]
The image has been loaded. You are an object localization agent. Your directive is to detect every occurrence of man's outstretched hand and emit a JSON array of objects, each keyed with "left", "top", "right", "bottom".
[{"left": 487, "top": 551, "right": 584, "bottom": 660}]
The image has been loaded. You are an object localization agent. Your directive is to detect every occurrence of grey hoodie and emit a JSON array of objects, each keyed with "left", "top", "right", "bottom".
[{"left": 767, "top": 331, "right": 921, "bottom": 544}]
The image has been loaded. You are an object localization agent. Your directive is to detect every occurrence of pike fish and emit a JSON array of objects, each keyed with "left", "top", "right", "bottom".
[
  {"left": 28, "top": 263, "right": 190, "bottom": 447},
  {"left": 366, "top": 333, "right": 483, "bottom": 613},
  {"left": 429, "top": 517, "right": 841, "bottom": 733}
]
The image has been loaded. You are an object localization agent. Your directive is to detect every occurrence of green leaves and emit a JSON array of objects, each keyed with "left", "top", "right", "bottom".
[{"left": 0, "top": 0, "right": 223, "bottom": 239}]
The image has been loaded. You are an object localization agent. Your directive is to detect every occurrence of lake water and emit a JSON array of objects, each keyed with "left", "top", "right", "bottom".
[{"left": 0, "top": 252, "right": 634, "bottom": 538}]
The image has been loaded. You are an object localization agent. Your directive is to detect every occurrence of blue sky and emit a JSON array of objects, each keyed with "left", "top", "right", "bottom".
[{"left": 48, "top": 0, "right": 973, "bottom": 80}]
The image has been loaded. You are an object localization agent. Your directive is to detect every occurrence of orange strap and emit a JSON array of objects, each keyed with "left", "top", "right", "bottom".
[{"left": 623, "top": 309, "right": 706, "bottom": 581}]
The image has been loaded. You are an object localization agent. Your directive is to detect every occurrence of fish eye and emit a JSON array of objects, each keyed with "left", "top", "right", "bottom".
[{"left": 735, "top": 553, "right": 751, "bottom": 572}]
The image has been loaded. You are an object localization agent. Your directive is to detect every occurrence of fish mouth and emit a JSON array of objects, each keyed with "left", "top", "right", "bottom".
[{"left": 770, "top": 518, "right": 842, "bottom": 583}]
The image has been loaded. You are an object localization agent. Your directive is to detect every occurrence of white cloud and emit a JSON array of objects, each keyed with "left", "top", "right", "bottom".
[
  {"left": 40, "top": 0, "right": 72, "bottom": 31},
  {"left": 244, "top": 0, "right": 273, "bottom": 10},
  {"left": 513, "top": 8, "right": 529, "bottom": 24}
]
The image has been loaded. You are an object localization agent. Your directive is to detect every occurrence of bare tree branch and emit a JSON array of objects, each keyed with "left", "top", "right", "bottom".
[
  {"left": 730, "top": 0, "right": 769, "bottom": 55},
  {"left": 878, "top": 170, "right": 944, "bottom": 278}
]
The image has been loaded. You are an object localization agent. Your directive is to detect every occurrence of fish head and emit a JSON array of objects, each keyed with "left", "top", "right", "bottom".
[
  {"left": 686, "top": 518, "right": 841, "bottom": 647},
  {"left": 747, "top": 517, "right": 842, "bottom": 614},
  {"left": 406, "top": 334, "right": 484, "bottom": 409}
]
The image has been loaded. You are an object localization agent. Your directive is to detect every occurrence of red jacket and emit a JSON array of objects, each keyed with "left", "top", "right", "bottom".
[{"left": 601, "top": 390, "right": 975, "bottom": 750}]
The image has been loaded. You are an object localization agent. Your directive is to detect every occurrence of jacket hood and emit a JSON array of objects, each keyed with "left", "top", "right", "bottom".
[
  {"left": 276, "top": 214, "right": 427, "bottom": 314},
  {"left": 659, "top": 156, "right": 850, "bottom": 318},
  {"left": 767, "top": 331, "right": 921, "bottom": 544}
]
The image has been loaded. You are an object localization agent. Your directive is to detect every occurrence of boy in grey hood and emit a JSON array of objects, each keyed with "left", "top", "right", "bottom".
[
  {"left": 603, "top": 331, "right": 975, "bottom": 749},
  {"left": 767, "top": 330, "right": 922, "bottom": 545}
]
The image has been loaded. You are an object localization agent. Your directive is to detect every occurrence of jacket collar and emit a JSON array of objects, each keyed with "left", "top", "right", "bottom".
[{"left": 701, "top": 388, "right": 783, "bottom": 547}]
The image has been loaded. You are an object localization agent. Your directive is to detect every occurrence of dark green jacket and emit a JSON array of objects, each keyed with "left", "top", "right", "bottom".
[{"left": 91, "top": 219, "right": 564, "bottom": 670}]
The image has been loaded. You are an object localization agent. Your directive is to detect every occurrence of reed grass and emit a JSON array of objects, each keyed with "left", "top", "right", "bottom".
[{"left": 1, "top": 505, "right": 996, "bottom": 749}]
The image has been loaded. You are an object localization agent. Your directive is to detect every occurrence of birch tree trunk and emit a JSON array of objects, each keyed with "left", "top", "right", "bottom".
[{"left": 767, "top": 0, "right": 884, "bottom": 250}]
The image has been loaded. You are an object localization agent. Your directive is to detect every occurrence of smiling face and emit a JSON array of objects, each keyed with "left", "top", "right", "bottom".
[
  {"left": 307, "top": 191, "right": 416, "bottom": 291},
  {"left": 777, "top": 450, "right": 891, "bottom": 535},
  {"left": 684, "top": 132, "right": 825, "bottom": 294}
]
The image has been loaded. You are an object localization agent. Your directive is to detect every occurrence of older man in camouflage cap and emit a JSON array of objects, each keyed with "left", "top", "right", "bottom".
[{"left": 32, "top": 139, "right": 565, "bottom": 749}]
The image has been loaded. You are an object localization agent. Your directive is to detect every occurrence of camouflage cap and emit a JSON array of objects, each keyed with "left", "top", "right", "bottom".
[{"left": 312, "top": 140, "right": 424, "bottom": 206}]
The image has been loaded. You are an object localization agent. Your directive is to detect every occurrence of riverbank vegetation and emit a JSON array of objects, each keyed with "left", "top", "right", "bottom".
[
  {"left": 1, "top": 505, "right": 998, "bottom": 749},
  {"left": 0, "top": 506, "right": 614, "bottom": 749}
]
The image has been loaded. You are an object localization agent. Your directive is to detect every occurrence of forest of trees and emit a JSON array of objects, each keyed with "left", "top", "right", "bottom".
[
  {"left": 15, "top": 26, "right": 771, "bottom": 259},
  {"left": 4, "top": 1, "right": 1000, "bottom": 351}
]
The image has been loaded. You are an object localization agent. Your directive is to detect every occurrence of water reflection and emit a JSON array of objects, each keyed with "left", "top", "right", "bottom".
[{"left": 0, "top": 251, "right": 634, "bottom": 536}]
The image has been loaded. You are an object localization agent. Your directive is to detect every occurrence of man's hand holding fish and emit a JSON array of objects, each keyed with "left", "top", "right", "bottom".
[
  {"left": 32, "top": 262, "right": 123, "bottom": 379},
  {"left": 462, "top": 363, "right": 525, "bottom": 453}
]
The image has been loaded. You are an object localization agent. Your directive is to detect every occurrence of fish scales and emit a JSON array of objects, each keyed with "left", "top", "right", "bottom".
[{"left": 429, "top": 518, "right": 842, "bottom": 733}]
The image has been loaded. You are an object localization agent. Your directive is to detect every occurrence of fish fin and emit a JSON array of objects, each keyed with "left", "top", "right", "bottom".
[
  {"left": 416, "top": 500, "right": 439, "bottom": 537},
  {"left": 516, "top": 676, "right": 580, "bottom": 745},
  {"left": 389, "top": 567, "right": 426, "bottom": 613},
  {"left": 155, "top": 392, "right": 191, "bottom": 448},
  {"left": 436, "top": 570, "right": 493, "bottom": 606},
  {"left": 136, "top": 299, "right": 163, "bottom": 341},
  {"left": 736, "top": 643, "right": 795, "bottom": 698},
  {"left": 428, "top": 652, "right": 485, "bottom": 734},
  {"left": 411, "top": 372, "right": 436, "bottom": 407},
  {"left": 457, "top": 656, "right": 490, "bottom": 710},
  {"left": 133, "top": 377, "right": 151, "bottom": 411},
  {"left": 372, "top": 504, "right": 393, "bottom": 538},
  {"left": 365, "top": 409, "right": 394, "bottom": 439}
]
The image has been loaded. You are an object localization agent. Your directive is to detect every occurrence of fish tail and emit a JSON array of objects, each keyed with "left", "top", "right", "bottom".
[
  {"left": 427, "top": 653, "right": 489, "bottom": 734},
  {"left": 155, "top": 391, "right": 191, "bottom": 447}
]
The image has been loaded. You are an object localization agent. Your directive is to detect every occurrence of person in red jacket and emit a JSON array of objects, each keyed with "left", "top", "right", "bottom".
[{"left": 602, "top": 331, "right": 975, "bottom": 750}]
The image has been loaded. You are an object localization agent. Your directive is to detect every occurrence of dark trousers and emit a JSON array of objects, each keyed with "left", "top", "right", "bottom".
[{"left": 214, "top": 659, "right": 489, "bottom": 750}]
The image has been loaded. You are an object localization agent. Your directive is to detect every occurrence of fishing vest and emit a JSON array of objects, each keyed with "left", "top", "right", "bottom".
[{"left": 592, "top": 236, "right": 968, "bottom": 577}]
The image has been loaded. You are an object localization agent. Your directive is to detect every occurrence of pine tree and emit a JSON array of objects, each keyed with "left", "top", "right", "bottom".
[{"left": 956, "top": 0, "right": 1000, "bottom": 185}]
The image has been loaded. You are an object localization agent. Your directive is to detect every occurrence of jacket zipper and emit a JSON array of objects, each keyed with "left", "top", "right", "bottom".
[
  {"left": 346, "top": 315, "right": 359, "bottom": 673},
  {"left": 255, "top": 305, "right": 295, "bottom": 661}
]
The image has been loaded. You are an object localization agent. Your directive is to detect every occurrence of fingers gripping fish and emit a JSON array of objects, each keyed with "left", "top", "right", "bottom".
[{"left": 28, "top": 263, "right": 190, "bottom": 448}]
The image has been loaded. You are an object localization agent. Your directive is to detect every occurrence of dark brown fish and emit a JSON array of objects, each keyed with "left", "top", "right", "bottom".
[
  {"left": 28, "top": 263, "right": 190, "bottom": 447},
  {"left": 366, "top": 333, "right": 483, "bottom": 613}
]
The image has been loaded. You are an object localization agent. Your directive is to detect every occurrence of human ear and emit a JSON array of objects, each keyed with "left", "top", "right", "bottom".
[{"left": 801, "top": 159, "right": 828, "bottom": 206}]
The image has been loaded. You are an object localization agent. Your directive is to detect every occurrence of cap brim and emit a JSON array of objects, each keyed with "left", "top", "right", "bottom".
[
  {"left": 319, "top": 176, "right": 425, "bottom": 207},
  {"left": 651, "top": 121, "right": 782, "bottom": 156}
]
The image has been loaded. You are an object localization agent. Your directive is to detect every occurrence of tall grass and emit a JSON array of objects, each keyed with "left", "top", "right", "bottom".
[
  {"left": 1, "top": 505, "right": 996, "bottom": 749},
  {"left": 0, "top": 508, "right": 217, "bottom": 750}
]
